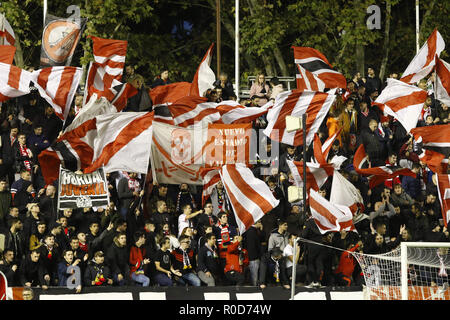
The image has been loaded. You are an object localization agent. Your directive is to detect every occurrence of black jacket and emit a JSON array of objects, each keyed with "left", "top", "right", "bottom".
[
  {"left": 258, "top": 252, "right": 289, "bottom": 286},
  {"left": 106, "top": 240, "right": 130, "bottom": 277},
  {"left": 243, "top": 226, "right": 266, "bottom": 261},
  {"left": 197, "top": 244, "right": 221, "bottom": 276},
  {"left": 18, "top": 255, "right": 48, "bottom": 286},
  {"left": 84, "top": 261, "right": 113, "bottom": 286}
]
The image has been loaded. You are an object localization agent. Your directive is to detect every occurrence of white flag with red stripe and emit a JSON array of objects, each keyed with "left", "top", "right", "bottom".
[
  {"left": 309, "top": 189, "right": 356, "bottom": 234},
  {"left": 287, "top": 159, "right": 334, "bottom": 192},
  {"left": 435, "top": 56, "right": 450, "bottom": 105},
  {"left": 0, "top": 14, "right": 15, "bottom": 46},
  {"left": 220, "top": 163, "right": 279, "bottom": 234},
  {"left": 353, "top": 144, "right": 416, "bottom": 188},
  {"left": 320, "top": 127, "right": 343, "bottom": 161},
  {"left": 263, "top": 89, "right": 336, "bottom": 146},
  {"left": 400, "top": 29, "right": 445, "bottom": 84},
  {"left": 31, "top": 66, "right": 82, "bottom": 121},
  {"left": 374, "top": 78, "right": 428, "bottom": 132},
  {"left": 292, "top": 46, "right": 347, "bottom": 90},
  {"left": 190, "top": 43, "right": 216, "bottom": 97},
  {"left": 84, "top": 36, "right": 127, "bottom": 105},
  {"left": 436, "top": 174, "right": 450, "bottom": 228},
  {"left": 411, "top": 124, "right": 450, "bottom": 149},
  {"left": 0, "top": 63, "right": 31, "bottom": 102},
  {"left": 216, "top": 100, "right": 273, "bottom": 124},
  {"left": 330, "top": 170, "right": 365, "bottom": 216},
  {"left": 167, "top": 95, "right": 221, "bottom": 128},
  {"left": 200, "top": 167, "right": 221, "bottom": 206}
]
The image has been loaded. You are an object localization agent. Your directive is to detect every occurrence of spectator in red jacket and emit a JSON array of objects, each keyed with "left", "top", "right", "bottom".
[
  {"left": 129, "top": 231, "right": 151, "bottom": 286},
  {"left": 223, "top": 235, "right": 249, "bottom": 286},
  {"left": 334, "top": 241, "right": 363, "bottom": 286}
]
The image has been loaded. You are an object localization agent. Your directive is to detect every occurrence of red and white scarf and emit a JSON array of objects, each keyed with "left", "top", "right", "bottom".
[{"left": 19, "top": 144, "right": 32, "bottom": 171}]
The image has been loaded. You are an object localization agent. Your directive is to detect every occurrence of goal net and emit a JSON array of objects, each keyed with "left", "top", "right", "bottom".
[{"left": 354, "top": 242, "right": 450, "bottom": 300}]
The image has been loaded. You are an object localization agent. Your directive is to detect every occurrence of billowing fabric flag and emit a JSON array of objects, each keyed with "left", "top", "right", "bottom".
[
  {"left": 40, "top": 13, "right": 87, "bottom": 67},
  {"left": 200, "top": 167, "right": 221, "bottom": 206},
  {"left": 84, "top": 36, "right": 127, "bottom": 105},
  {"left": 287, "top": 159, "right": 334, "bottom": 192},
  {"left": 0, "top": 63, "right": 32, "bottom": 102},
  {"left": 150, "top": 121, "right": 207, "bottom": 185},
  {"left": 0, "top": 271, "right": 7, "bottom": 300},
  {"left": 309, "top": 189, "right": 356, "bottom": 234},
  {"left": 0, "top": 14, "right": 15, "bottom": 46},
  {"left": 190, "top": 43, "right": 216, "bottom": 97},
  {"left": 436, "top": 174, "right": 450, "bottom": 227},
  {"left": 167, "top": 95, "right": 221, "bottom": 128},
  {"left": 216, "top": 100, "right": 273, "bottom": 124},
  {"left": 418, "top": 149, "right": 448, "bottom": 174},
  {"left": 329, "top": 170, "right": 365, "bottom": 215},
  {"left": 292, "top": 46, "right": 347, "bottom": 90},
  {"left": 0, "top": 45, "right": 15, "bottom": 64},
  {"left": 263, "top": 89, "right": 336, "bottom": 146},
  {"left": 400, "top": 29, "right": 445, "bottom": 84},
  {"left": 149, "top": 81, "right": 191, "bottom": 105},
  {"left": 374, "top": 78, "right": 428, "bottom": 132},
  {"left": 411, "top": 123, "right": 450, "bottom": 156},
  {"left": 39, "top": 98, "right": 152, "bottom": 184},
  {"left": 220, "top": 163, "right": 279, "bottom": 234},
  {"left": 31, "top": 66, "right": 82, "bottom": 121},
  {"left": 353, "top": 144, "right": 416, "bottom": 188},
  {"left": 102, "top": 82, "right": 138, "bottom": 112},
  {"left": 435, "top": 56, "right": 450, "bottom": 106},
  {"left": 320, "top": 127, "right": 342, "bottom": 162}
]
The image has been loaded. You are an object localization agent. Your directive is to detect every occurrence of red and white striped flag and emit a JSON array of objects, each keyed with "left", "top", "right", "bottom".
[
  {"left": 149, "top": 81, "right": 191, "bottom": 105},
  {"left": 287, "top": 159, "right": 334, "bottom": 192},
  {"left": 374, "top": 78, "right": 428, "bottom": 132},
  {"left": 200, "top": 167, "right": 221, "bottom": 206},
  {"left": 435, "top": 56, "right": 450, "bottom": 106},
  {"left": 39, "top": 99, "right": 153, "bottom": 184},
  {"left": 84, "top": 36, "right": 127, "bottom": 105},
  {"left": 0, "top": 45, "right": 15, "bottom": 64},
  {"left": 190, "top": 43, "right": 216, "bottom": 97},
  {"left": 320, "top": 127, "right": 343, "bottom": 161},
  {"left": 292, "top": 46, "right": 347, "bottom": 90},
  {"left": 0, "top": 14, "right": 15, "bottom": 46},
  {"left": 400, "top": 29, "right": 445, "bottom": 84},
  {"left": 0, "top": 63, "right": 31, "bottom": 102},
  {"left": 0, "top": 270, "right": 7, "bottom": 300},
  {"left": 353, "top": 144, "right": 416, "bottom": 188},
  {"left": 436, "top": 174, "right": 450, "bottom": 228},
  {"left": 263, "top": 89, "right": 336, "bottom": 146},
  {"left": 216, "top": 100, "right": 273, "bottom": 124},
  {"left": 220, "top": 163, "right": 280, "bottom": 234},
  {"left": 102, "top": 82, "right": 138, "bottom": 112},
  {"left": 330, "top": 170, "right": 365, "bottom": 216},
  {"left": 171, "top": 95, "right": 221, "bottom": 127},
  {"left": 411, "top": 124, "right": 450, "bottom": 149},
  {"left": 418, "top": 149, "right": 448, "bottom": 174},
  {"left": 309, "top": 189, "right": 356, "bottom": 234},
  {"left": 31, "top": 66, "right": 82, "bottom": 121}
]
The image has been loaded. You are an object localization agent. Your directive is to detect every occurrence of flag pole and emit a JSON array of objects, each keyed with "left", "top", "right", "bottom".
[
  {"left": 415, "top": 0, "right": 420, "bottom": 54},
  {"left": 216, "top": 0, "right": 221, "bottom": 77},
  {"left": 235, "top": 0, "right": 239, "bottom": 101},
  {"left": 302, "top": 113, "right": 307, "bottom": 213},
  {"left": 43, "top": 0, "right": 48, "bottom": 27}
]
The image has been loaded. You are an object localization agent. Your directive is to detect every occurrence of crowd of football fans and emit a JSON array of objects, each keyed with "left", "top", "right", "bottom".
[{"left": 0, "top": 66, "right": 449, "bottom": 293}]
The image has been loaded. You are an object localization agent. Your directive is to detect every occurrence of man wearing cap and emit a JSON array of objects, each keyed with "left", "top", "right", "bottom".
[{"left": 84, "top": 250, "right": 114, "bottom": 286}]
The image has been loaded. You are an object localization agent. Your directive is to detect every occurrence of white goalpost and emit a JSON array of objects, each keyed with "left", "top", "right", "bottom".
[{"left": 356, "top": 242, "right": 450, "bottom": 300}]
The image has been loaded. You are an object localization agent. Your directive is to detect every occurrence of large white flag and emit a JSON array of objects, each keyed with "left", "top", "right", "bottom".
[
  {"left": 330, "top": 170, "right": 365, "bottom": 215},
  {"left": 435, "top": 57, "right": 450, "bottom": 106}
]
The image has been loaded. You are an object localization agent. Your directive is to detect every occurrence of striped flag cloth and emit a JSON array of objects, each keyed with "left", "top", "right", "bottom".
[
  {"left": 190, "top": 43, "right": 216, "bottom": 97},
  {"left": 330, "top": 170, "right": 365, "bottom": 216},
  {"left": 287, "top": 159, "right": 334, "bottom": 192},
  {"left": 353, "top": 144, "right": 416, "bottom": 188},
  {"left": 0, "top": 62, "right": 32, "bottom": 102},
  {"left": 436, "top": 174, "right": 450, "bottom": 227},
  {"left": 38, "top": 98, "right": 153, "bottom": 184},
  {"left": 200, "top": 167, "right": 221, "bottom": 206},
  {"left": 411, "top": 124, "right": 450, "bottom": 150},
  {"left": 309, "top": 189, "right": 356, "bottom": 234},
  {"left": 84, "top": 36, "right": 127, "bottom": 105},
  {"left": 216, "top": 100, "right": 273, "bottom": 124},
  {"left": 435, "top": 56, "right": 450, "bottom": 106},
  {"left": 374, "top": 78, "right": 428, "bottom": 132},
  {"left": 320, "top": 127, "right": 342, "bottom": 161},
  {"left": 220, "top": 163, "right": 279, "bottom": 234},
  {"left": 31, "top": 66, "right": 82, "bottom": 121},
  {"left": 400, "top": 29, "right": 445, "bottom": 84},
  {"left": 292, "top": 46, "right": 347, "bottom": 90},
  {"left": 0, "top": 14, "right": 15, "bottom": 46},
  {"left": 153, "top": 95, "right": 221, "bottom": 128},
  {"left": 0, "top": 45, "right": 15, "bottom": 64},
  {"left": 149, "top": 81, "right": 191, "bottom": 105},
  {"left": 418, "top": 149, "right": 448, "bottom": 174},
  {"left": 263, "top": 89, "right": 336, "bottom": 146},
  {"left": 102, "top": 82, "right": 139, "bottom": 112}
]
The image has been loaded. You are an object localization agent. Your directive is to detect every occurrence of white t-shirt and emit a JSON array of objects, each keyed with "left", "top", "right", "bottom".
[
  {"left": 283, "top": 244, "right": 294, "bottom": 268},
  {"left": 178, "top": 214, "right": 191, "bottom": 237}
]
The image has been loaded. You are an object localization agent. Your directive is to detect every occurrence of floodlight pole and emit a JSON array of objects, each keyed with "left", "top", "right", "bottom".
[{"left": 302, "top": 113, "right": 307, "bottom": 212}]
